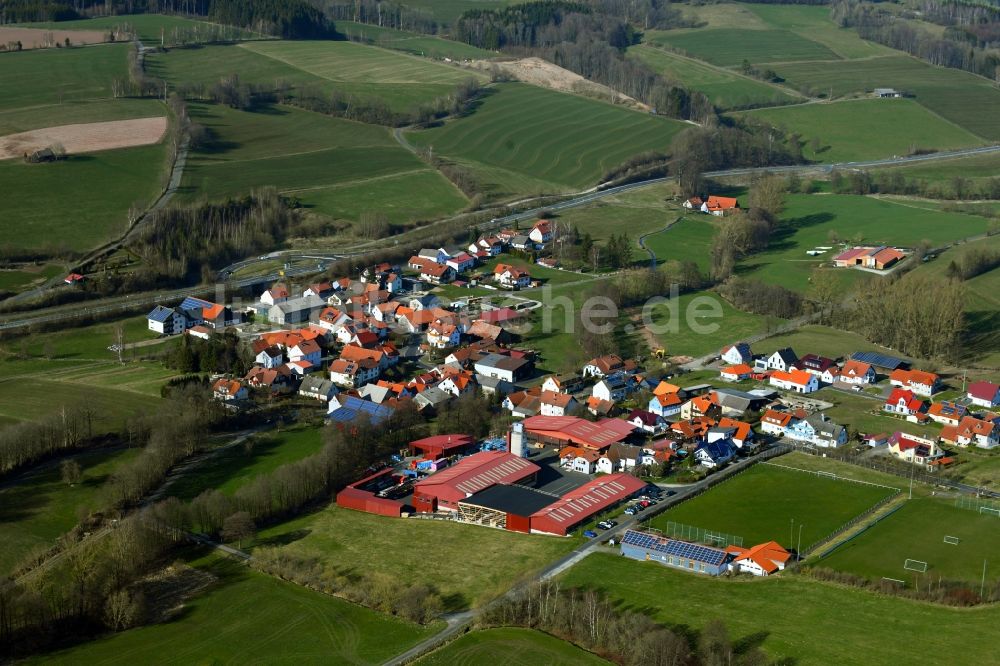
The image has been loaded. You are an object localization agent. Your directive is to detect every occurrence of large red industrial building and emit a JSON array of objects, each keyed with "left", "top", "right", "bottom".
[
  {"left": 336, "top": 468, "right": 407, "bottom": 517},
  {"left": 520, "top": 415, "right": 636, "bottom": 450},
  {"left": 529, "top": 473, "right": 646, "bottom": 535},
  {"left": 412, "top": 451, "right": 540, "bottom": 513},
  {"left": 455, "top": 473, "right": 645, "bottom": 535},
  {"left": 408, "top": 434, "right": 476, "bottom": 459}
]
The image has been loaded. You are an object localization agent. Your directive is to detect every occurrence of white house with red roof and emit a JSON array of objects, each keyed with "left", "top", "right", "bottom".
[
  {"left": 445, "top": 252, "right": 477, "bottom": 273},
  {"left": 890, "top": 369, "right": 940, "bottom": 396},
  {"left": 260, "top": 283, "right": 290, "bottom": 306},
  {"left": 769, "top": 369, "right": 819, "bottom": 394},
  {"left": 529, "top": 220, "right": 554, "bottom": 245},
  {"left": 540, "top": 390, "right": 577, "bottom": 417},
  {"left": 839, "top": 360, "right": 875, "bottom": 385},
  {"left": 720, "top": 364, "right": 753, "bottom": 382},
  {"left": 726, "top": 542, "right": 791, "bottom": 576},
  {"left": 701, "top": 195, "right": 739, "bottom": 217},
  {"left": 941, "top": 415, "right": 1000, "bottom": 449},
  {"left": 884, "top": 388, "right": 927, "bottom": 418},
  {"left": 287, "top": 339, "right": 322, "bottom": 367},
  {"left": 212, "top": 378, "right": 247, "bottom": 402},
  {"left": 967, "top": 380, "right": 1000, "bottom": 408},
  {"left": 494, "top": 263, "right": 531, "bottom": 289},
  {"left": 759, "top": 409, "right": 795, "bottom": 436}
]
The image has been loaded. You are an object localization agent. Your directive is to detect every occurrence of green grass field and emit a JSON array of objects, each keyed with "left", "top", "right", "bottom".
[
  {"left": 877, "top": 151, "right": 1000, "bottom": 182},
  {"left": 37, "top": 554, "right": 437, "bottom": 665},
  {"left": 0, "top": 379, "right": 162, "bottom": 429},
  {"left": 391, "top": 0, "right": 512, "bottom": 25},
  {"left": 551, "top": 182, "right": 681, "bottom": 242},
  {"left": 0, "top": 263, "right": 63, "bottom": 293},
  {"left": 774, "top": 55, "right": 1000, "bottom": 140},
  {"left": 166, "top": 426, "right": 326, "bottom": 500},
  {"left": 0, "top": 43, "right": 127, "bottom": 111},
  {"left": 648, "top": 464, "right": 895, "bottom": 549},
  {"left": 177, "top": 102, "right": 466, "bottom": 223},
  {"left": 241, "top": 40, "right": 485, "bottom": 110},
  {"left": 418, "top": 628, "right": 608, "bottom": 665},
  {"left": 254, "top": 506, "right": 573, "bottom": 610},
  {"left": 741, "top": 98, "right": 983, "bottom": 162},
  {"left": 628, "top": 45, "right": 801, "bottom": 110},
  {"left": 407, "top": 83, "right": 688, "bottom": 190},
  {"left": 0, "top": 97, "right": 165, "bottom": 135},
  {"left": 735, "top": 193, "right": 988, "bottom": 293},
  {"left": 745, "top": 4, "right": 896, "bottom": 60},
  {"left": 561, "top": 553, "right": 1000, "bottom": 665},
  {"left": 645, "top": 289, "right": 780, "bottom": 358},
  {"left": 643, "top": 215, "right": 716, "bottom": 273},
  {"left": 819, "top": 498, "right": 1000, "bottom": 584},
  {"left": 295, "top": 169, "right": 468, "bottom": 229},
  {"left": 0, "top": 144, "right": 168, "bottom": 253},
  {"left": 21, "top": 14, "right": 257, "bottom": 43},
  {"left": 336, "top": 21, "right": 496, "bottom": 60},
  {"left": 0, "top": 447, "right": 137, "bottom": 575},
  {"left": 648, "top": 28, "right": 838, "bottom": 67}
]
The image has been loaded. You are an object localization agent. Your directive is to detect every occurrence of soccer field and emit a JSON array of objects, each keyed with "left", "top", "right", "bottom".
[
  {"left": 648, "top": 463, "right": 897, "bottom": 549},
  {"left": 818, "top": 497, "right": 1000, "bottom": 585}
]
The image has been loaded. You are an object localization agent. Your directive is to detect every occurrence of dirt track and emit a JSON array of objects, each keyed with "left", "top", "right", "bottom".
[
  {"left": 466, "top": 57, "right": 648, "bottom": 110},
  {"left": 0, "top": 27, "right": 108, "bottom": 49},
  {"left": 0, "top": 116, "right": 167, "bottom": 160}
]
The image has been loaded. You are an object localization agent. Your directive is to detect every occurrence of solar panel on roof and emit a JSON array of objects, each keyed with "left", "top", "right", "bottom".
[{"left": 851, "top": 351, "right": 905, "bottom": 370}]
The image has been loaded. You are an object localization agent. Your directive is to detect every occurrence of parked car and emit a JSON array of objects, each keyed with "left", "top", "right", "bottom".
[{"left": 583, "top": 530, "right": 598, "bottom": 538}]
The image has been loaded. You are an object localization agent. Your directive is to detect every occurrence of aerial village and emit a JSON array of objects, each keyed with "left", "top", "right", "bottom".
[{"left": 145, "top": 214, "right": 1000, "bottom": 576}]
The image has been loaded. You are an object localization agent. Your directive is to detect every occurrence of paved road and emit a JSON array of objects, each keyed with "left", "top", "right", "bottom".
[
  {"left": 4, "top": 144, "right": 998, "bottom": 331},
  {"left": 382, "top": 446, "right": 787, "bottom": 665}
]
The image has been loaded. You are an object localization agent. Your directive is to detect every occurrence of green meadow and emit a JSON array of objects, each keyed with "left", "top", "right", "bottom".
[
  {"left": 418, "top": 628, "right": 608, "bottom": 665},
  {"left": 0, "top": 144, "right": 168, "bottom": 254},
  {"left": 36, "top": 555, "right": 438, "bottom": 665},
  {"left": 165, "top": 426, "right": 327, "bottom": 500},
  {"left": 336, "top": 21, "right": 496, "bottom": 60},
  {"left": 735, "top": 193, "right": 988, "bottom": 293},
  {"left": 295, "top": 169, "right": 468, "bottom": 229},
  {"left": 254, "top": 506, "right": 574, "bottom": 610},
  {"left": 774, "top": 55, "right": 1000, "bottom": 140},
  {"left": 22, "top": 14, "right": 255, "bottom": 43},
  {"left": 819, "top": 498, "right": 1000, "bottom": 584},
  {"left": 0, "top": 42, "right": 127, "bottom": 111},
  {"left": 741, "top": 98, "right": 983, "bottom": 162},
  {"left": 240, "top": 40, "right": 485, "bottom": 110},
  {"left": 647, "top": 464, "right": 895, "bottom": 549},
  {"left": 177, "top": 102, "right": 466, "bottom": 224},
  {"left": 407, "top": 83, "right": 688, "bottom": 190},
  {"left": 0, "top": 447, "right": 138, "bottom": 575},
  {"left": 561, "top": 553, "right": 1000, "bottom": 665},
  {"left": 628, "top": 45, "right": 801, "bottom": 110},
  {"left": 647, "top": 28, "right": 837, "bottom": 67}
]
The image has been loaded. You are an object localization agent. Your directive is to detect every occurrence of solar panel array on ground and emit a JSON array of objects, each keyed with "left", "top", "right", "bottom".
[
  {"left": 850, "top": 351, "right": 906, "bottom": 370},
  {"left": 622, "top": 530, "right": 728, "bottom": 566}
]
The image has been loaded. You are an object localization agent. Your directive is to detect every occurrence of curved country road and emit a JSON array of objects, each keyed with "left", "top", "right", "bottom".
[{"left": 2, "top": 144, "right": 998, "bottom": 331}]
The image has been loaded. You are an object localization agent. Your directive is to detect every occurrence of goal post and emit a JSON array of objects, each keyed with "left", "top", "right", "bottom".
[
  {"left": 943, "top": 536, "right": 960, "bottom": 545},
  {"left": 904, "top": 559, "right": 928, "bottom": 572},
  {"left": 979, "top": 506, "right": 1000, "bottom": 518},
  {"left": 816, "top": 471, "right": 837, "bottom": 480},
  {"left": 881, "top": 577, "right": 905, "bottom": 585}
]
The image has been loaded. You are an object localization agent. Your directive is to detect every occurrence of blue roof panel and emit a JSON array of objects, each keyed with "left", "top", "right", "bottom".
[{"left": 147, "top": 306, "right": 175, "bottom": 322}]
